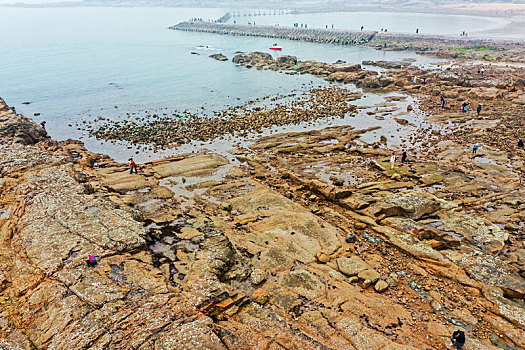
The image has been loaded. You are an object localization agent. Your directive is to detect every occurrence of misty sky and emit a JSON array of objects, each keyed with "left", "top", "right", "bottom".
[{"left": 0, "top": 0, "right": 81, "bottom": 3}]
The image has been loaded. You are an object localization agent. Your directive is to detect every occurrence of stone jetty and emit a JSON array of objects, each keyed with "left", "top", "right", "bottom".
[
  {"left": 171, "top": 21, "right": 377, "bottom": 45},
  {"left": 171, "top": 20, "right": 525, "bottom": 62}
]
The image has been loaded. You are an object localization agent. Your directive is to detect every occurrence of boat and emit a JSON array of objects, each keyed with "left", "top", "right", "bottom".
[{"left": 269, "top": 44, "right": 282, "bottom": 51}]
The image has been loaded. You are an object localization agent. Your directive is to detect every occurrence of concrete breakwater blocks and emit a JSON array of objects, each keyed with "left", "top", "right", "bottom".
[
  {"left": 171, "top": 21, "right": 513, "bottom": 49},
  {"left": 171, "top": 21, "right": 377, "bottom": 45}
]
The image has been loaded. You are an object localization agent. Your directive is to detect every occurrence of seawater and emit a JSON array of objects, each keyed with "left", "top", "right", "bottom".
[
  {"left": 228, "top": 10, "right": 509, "bottom": 36},
  {"left": 1, "top": 6, "right": 450, "bottom": 160}
]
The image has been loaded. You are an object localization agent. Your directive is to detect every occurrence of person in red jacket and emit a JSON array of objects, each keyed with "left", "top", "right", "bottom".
[{"left": 129, "top": 158, "right": 138, "bottom": 174}]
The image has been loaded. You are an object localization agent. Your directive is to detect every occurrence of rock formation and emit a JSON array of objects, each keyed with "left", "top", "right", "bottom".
[{"left": 1, "top": 50, "right": 524, "bottom": 349}]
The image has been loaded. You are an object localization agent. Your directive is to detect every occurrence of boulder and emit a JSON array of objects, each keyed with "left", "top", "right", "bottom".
[
  {"left": 250, "top": 269, "right": 267, "bottom": 285},
  {"left": 252, "top": 289, "right": 270, "bottom": 305},
  {"left": 209, "top": 53, "right": 228, "bottom": 61},
  {"left": 357, "top": 76, "right": 394, "bottom": 89},
  {"left": 277, "top": 55, "right": 297, "bottom": 66},
  {"left": 345, "top": 232, "right": 357, "bottom": 243},
  {"left": 336, "top": 256, "right": 369, "bottom": 276},
  {"left": 374, "top": 280, "right": 389, "bottom": 293},
  {"left": 358, "top": 269, "right": 381, "bottom": 284},
  {"left": 368, "top": 191, "right": 444, "bottom": 220},
  {"left": 333, "top": 63, "right": 361, "bottom": 72},
  {"left": 316, "top": 250, "right": 330, "bottom": 263},
  {"left": 232, "top": 52, "right": 273, "bottom": 65}
]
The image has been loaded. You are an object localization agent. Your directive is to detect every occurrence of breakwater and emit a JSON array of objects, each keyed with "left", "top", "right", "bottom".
[
  {"left": 170, "top": 20, "right": 520, "bottom": 54},
  {"left": 171, "top": 21, "right": 377, "bottom": 45}
]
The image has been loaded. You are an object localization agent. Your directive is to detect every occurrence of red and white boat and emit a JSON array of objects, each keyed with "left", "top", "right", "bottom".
[{"left": 269, "top": 44, "right": 282, "bottom": 51}]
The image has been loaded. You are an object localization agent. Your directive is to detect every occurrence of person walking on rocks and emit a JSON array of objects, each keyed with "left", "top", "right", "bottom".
[
  {"left": 129, "top": 158, "right": 138, "bottom": 174},
  {"left": 461, "top": 102, "right": 469, "bottom": 113},
  {"left": 450, "top": 329, "right": 465, "bottom": 349},
  {"left": 441, "top": 96, "right": 446, "bottom": 109},
  {"left": 472, "top": 143, "right": 479, "bottom": 154},
  {"left": 40, "top": 121, "right": 46, "bottom": 130},
  {"left": 390, "top": 153, "right": 396, "bottom": 169},
  {"left": 476, "top": 104, "right": 482, "bottom": 117},
  {"left": 518, "top": 139, "right": 524, "bottom": 148}
]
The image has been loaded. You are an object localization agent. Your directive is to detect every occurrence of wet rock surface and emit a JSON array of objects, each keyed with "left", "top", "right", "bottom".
[
  {"left": 83, "top": 85, "right": 359, "bottom": 149},
  {"left": 1, "top": 55, "right": 525, "bottom": 350},
  {"left": 210, "top": 53, "right": 228, "bottom": 61}
]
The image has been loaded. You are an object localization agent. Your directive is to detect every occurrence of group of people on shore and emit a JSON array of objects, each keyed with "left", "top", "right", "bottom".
[
  {"left": 460, "top": 102, "right": 482, "bottom": 116},
  {"left": 390, "top": 149, "right": 408, "bottom": 169},
  {"left": 439, "top": 96, "right": 482, "bottom": 117}
]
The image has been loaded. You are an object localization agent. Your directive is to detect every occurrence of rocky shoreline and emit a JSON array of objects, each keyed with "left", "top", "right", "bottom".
[{"left": 1, "top": 49, "right": 525, "bottom": 350}]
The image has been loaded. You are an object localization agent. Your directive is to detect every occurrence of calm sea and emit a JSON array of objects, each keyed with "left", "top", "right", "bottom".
[
  {"left": 0, "top": 7, "right": 502, "bottom": 160},
  {"left": 228, "top": 10, "right": 509, "bottom": 36}
]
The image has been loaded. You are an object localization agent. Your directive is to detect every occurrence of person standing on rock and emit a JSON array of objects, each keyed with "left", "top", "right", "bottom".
[
  {"left": 129, "top": 158, "right": 138, "bottom": 174},
  {"left": 472, "top": 143, "right": 479, "bottom": 154},
  {"left": 441, "top": 96, "right": 446, "bottom": 109},
  {"left": 401, "top": 150, "right": 407, "bottom": 164},
  {"left": 518, "top": 139, "right": 524, "bottom": 148},
  {"left": 450, "top": 329, "right": 465, "bottom": 349},
  {"left": 40, "top": 121, "right": 46, "bottom": 130},
  {"left": 476, "top": 104, "right": 482, "bottom": 117},
  {"left": 390, "top": 153, "right": 396, "bottom": 169}
]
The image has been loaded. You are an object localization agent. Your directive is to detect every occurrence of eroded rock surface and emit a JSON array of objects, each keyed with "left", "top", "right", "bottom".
[{"left": 1, "top": 57, "right": 524, "bottom": 350}]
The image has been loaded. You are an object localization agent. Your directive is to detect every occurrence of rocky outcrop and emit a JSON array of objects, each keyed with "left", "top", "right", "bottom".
[
  {"left": 2, "top": 50, "right": 525, "bottom": 349},
  {"left": 0, "top": 97, "right": 47, "bottom": 145},
  {"left": 232, "top": 51, "right": 272, "bottom": 65},
  {"left": 210, "top": 53, "right": 228, "bottom": 61}
]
